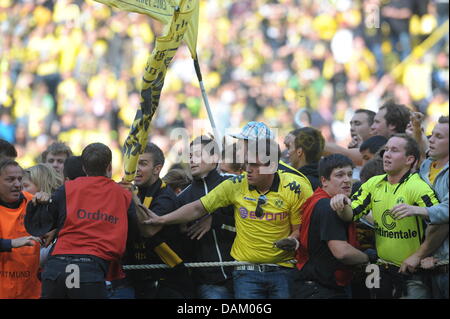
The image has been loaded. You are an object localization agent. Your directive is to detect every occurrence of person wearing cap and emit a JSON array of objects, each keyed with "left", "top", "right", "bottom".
[
  {"left": 230, "top": 121, "right": 314, "bottom": 192},
  {"left": 142, "top": 138, "right": 309, "bottom": 299}
]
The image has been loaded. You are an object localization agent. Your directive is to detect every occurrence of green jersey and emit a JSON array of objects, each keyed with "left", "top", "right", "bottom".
[{"left": 351, "top": 173, "right": 439, "bottom": 266}]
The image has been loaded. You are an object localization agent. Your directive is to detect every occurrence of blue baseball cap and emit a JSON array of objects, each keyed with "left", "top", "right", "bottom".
[{"left": 230, "top": 121, "right": 274, "bottom": 140}]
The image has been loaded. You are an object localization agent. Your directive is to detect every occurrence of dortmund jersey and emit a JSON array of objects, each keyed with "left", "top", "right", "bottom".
[
  {"left": 200, "top": 171, "right": 312, "bottom": 267},
  {"left": 351, "top": 173, "right": 439, "bottom": 266}
]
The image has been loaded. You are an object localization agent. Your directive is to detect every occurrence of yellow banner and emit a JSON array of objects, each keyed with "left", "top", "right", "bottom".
[
  {"left": 93, "top": 0, "right": 198, "bottom": 58},
  {"left": 122, "top": 0, "right": 196, "bottom": 182},
  {"left": 94, "top": 0, "right": 177, "bottom": 24},
  {"left": 181, "top": 0, "right": 198, "bottom": 59}
]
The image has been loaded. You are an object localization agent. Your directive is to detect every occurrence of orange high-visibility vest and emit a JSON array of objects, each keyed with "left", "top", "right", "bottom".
[{"left": 0, "top": 192, "right": 41, "bottom": 299}]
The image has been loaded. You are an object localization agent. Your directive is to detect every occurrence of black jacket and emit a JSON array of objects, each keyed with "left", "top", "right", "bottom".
[
  {"left": 299, "top": 163, "right": 320, "bottom": 191},
  {"left": 177, "top": 169, "right": 236, "bottom": 285},
  {"left": 124, "top": 180, "right": 187, "bottom": 282}
]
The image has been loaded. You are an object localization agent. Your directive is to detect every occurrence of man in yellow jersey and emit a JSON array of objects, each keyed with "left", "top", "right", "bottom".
[
  {"left": 331, "top": 134, "right": 439, "bottom": 298},
  {"left": 230, "top": 121, "right": 314, "bottom": 193},
  {"left": 142, "top": 138, "right": 311, "bottom": 298},
  {"left": 391, "top": 116, "right": 449, "bottom": 298}
]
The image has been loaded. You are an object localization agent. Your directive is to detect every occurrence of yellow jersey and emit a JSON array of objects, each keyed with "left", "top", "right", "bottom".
[
  {"left": 351, "top": 173, "right": 439, "bottom": 266},
  {"left": 200, "top": 171, "right": 312, "bottom": 267}
]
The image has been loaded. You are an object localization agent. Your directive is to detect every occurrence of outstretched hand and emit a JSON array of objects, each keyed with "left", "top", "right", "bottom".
[
  {"left": 11, "top": 236, "right": 42, "bottom": 248},
  {"left": 187, "top": 215, "right": 212, "bottom": 240},
  {"left": 140, "top": 205, "right": 164, "bottom": 225}
]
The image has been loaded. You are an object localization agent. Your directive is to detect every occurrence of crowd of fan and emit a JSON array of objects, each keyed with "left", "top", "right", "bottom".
[
  {"left": 0, "top": 99, "right": 448, "bottom": 299},
  {"left": 0, "top": 0, "right": 449, "bottom": 180}
]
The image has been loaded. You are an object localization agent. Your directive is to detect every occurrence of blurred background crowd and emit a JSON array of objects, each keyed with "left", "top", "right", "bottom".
[{"left": 0, "top": 0, "right": 448, "bottom": 179}]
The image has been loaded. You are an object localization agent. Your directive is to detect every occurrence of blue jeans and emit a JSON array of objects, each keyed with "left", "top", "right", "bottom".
[
  {"left": 108, "top": 285, "right": 136, "bottom": 299},
  {"left": 403, "top": 274, "right": 431, "bottom": 299},
  {"left": 431, "top": 273, "right": 449, "bottom": 299},
  {"left": 292, "top": 280, "right": 349, "bottom": 299},
  {"left": 198, "top": 283, "right": 233, "bottom": 299},
  {"left": 233, "top": 268, "right": 294, "bottom": 299}
]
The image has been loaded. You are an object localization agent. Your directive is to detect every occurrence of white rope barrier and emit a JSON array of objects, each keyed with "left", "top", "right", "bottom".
[
  {"left": 122, "top": 259, "right": 448, "bottom": 270},
  {"left": 123, "top": 260, "right": 297, "bottom": 270}
]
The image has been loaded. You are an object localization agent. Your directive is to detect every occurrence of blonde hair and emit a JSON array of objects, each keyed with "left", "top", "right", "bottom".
[{"left": 24, "top": 164, "right": 63, "bottom": 194}]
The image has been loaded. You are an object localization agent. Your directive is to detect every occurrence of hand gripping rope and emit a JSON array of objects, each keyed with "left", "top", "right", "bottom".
[{"left": 376, "top": 258, "right": 449, "bottom": 269}]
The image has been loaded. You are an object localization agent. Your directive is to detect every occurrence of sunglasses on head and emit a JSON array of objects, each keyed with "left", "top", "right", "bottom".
[{"left": 255, "top": 195, "right": 267, "bottom": 218}]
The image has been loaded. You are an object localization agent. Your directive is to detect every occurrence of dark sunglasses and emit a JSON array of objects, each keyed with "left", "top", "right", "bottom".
[{"left": 255, "top": 195, "right": 267, "bottom": 218}]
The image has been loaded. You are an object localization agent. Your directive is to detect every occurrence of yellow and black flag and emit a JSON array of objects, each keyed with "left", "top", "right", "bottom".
[
  {"left": 93, "top": 0, "right": 199, "bottom": 59},
  {"left": 121, "top": 0, "right": 198, "bottom": 182},
  {"left": 93, "top": 0, "right": 177, "bottom": 24}
]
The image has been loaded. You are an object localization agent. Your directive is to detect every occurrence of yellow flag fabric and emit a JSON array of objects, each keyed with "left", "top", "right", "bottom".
[
  {"left": 122, "top": 0, "right": 196, "bottom": 182},
  {"left": 181, "top": 0, "right": 198, "bottom": 59},
  {"left": 93, "top": 0, "right": 198, "bottom": 58},
  {"left": 93, "top": 0, "right": 176, "bottom": 25}
]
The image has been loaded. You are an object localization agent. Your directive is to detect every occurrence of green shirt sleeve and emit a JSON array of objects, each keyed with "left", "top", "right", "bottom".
[{"left": 351, "top": 178, "right": 375, "bottom": 221}]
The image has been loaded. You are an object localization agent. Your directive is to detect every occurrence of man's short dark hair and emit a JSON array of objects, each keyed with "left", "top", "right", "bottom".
[
  {"left": 289, "top": 127, "right": 325, "bottom": 163},
  {"left": 143, "top": 143, "right": 165, "bottom": 167},
  {"left": 41, "top": 142, "right": 73, "bottom": 162},
  {"left": 359, "top": 135, "right": 388, "bottom": 155},
  {"left": 0, "top": 158, "right": 20, "bottom": 175},
  {"left": 222, "top": 142, "right": 244, "bottom": 171},
  {"left": 390, "top": 133, "right": 421, "bottom": 169},
  {"left": 190, "top": 135, "right": 220, "bottom": 157},
  {"left": 63, "top": 156, "right": 87, "bottom": 180},
  {"left": 379, "top": 101, "right": 411, "bottom": 134},
  {"left": 355, "top": 109, "right": 376, "bottom": 126},
  {"left": 162, "top": 168, "right": 192, "bottom": 193},
  {"left": 0, "top": 139, "right": 17, "bottom": 159},
  {"left": 359, "top": 157, "right": 385, "bottom": 183},
  {"left": 438, "top": 116, "right": 449, "bottom": 124},
  {"left": 81, "top": 143, "right": 112, "bottom": 176},
  {"left": 319, "top": 154, "right": 354, "bottom": 180}
]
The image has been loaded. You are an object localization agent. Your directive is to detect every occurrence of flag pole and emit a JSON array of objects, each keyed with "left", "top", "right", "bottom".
[{"left": 193, "top": 58, "right": 223, "bottom": 153}]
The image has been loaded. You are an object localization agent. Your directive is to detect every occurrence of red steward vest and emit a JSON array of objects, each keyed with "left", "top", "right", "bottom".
[{"left": 52, "top": 176, "right": 131, "bottom": 262}]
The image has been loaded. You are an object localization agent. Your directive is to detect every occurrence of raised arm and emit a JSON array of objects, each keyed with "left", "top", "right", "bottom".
[{"left": 323, "top": 143, "right": 363, "bottom": 166}]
